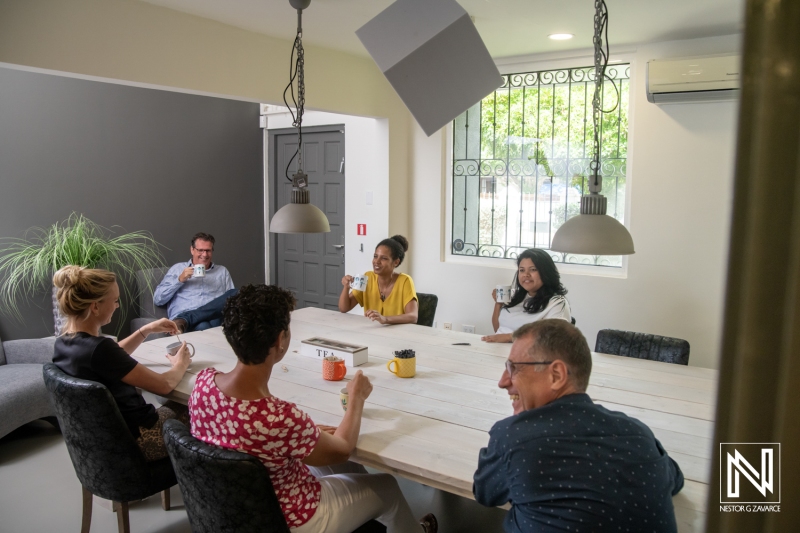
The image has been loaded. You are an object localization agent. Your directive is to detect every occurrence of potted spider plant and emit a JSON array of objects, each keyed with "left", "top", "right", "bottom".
[{"left": 0, "top": 213, "right": 166, "bottom": 335}]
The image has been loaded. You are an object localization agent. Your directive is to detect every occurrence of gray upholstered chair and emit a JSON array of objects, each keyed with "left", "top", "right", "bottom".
[
  {"left": 130, "top": 267, "right": 169, "bottom": 341},
  {"left": 43, "top": 363, "right": 176, "bottom": 533},
  {"left": 416, "top": 293, "right": 438, "bottom": 328},
  {"left": 595, "top": 329, "right": 690, "bottom": 365},
  {"left": 163, "top": 419, "right": 387, "bottom": 533},
  {"left": 0, "top": 334, "right": 58, "bottom": 439}
]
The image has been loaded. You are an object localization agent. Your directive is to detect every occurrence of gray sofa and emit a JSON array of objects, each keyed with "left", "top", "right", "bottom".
[
  {"left": 0, "top": 334, "right": 57, "bottom": 439},
  {"left": 130, "top": 267, "right": 169, "bottom": 341}
]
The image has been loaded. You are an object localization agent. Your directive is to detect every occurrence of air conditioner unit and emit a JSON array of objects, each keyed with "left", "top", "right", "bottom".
[{"left": 646, "top": 55, "right": 740, "bottom": 104}]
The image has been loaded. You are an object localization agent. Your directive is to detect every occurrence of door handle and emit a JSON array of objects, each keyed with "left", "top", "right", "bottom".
[
  {"left": 339, "top": 158, "right": 345, "bottom": 173},
  {"left": 332, "top": 244, "right": 345, "bottom": 249}
]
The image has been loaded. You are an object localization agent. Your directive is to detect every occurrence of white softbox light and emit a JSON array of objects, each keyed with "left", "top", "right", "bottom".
[{"left": 356, "top": 0, "right": 502, "bottom": 136}]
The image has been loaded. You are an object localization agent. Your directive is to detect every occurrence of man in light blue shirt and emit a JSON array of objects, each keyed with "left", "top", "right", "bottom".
[{"left": 154, "top": 232, "right": 235, "bottom": 332}]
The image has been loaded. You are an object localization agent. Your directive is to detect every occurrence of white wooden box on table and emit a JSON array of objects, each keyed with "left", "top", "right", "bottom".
[{"left": 299, "top": 337, "right": 369, "bottom": 366}]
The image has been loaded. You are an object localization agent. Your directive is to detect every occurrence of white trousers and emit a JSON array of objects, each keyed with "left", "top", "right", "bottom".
[{"left": 291, "top": 462, "right": 420, "bottom": 533}]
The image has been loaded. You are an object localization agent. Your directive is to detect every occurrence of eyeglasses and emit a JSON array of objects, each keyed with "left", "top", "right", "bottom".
[
  {"left": 193, "top": 247, "right": 213, "bottom": 255},
  {"left": 505, "top": 359, "right": 553, "bottom": 376}
]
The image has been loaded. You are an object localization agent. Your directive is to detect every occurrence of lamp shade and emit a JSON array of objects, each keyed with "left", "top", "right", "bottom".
[
  {"left": 550, "top": 214, "right": 635, "bottom": 255},
  {"left": 270, "top": 202, "right": 330, "bottom": 234}
]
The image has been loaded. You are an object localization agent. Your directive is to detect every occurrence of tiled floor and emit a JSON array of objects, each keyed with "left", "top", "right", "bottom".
[
  {"left": 0, "top": 421, "right": 190, "bottom": 533},
  {"left": 0, "top": 420, "right": 505, "bottom": 533}
]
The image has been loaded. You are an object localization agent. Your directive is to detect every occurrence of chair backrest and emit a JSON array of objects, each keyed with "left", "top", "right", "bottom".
[
  {"left": 42, "top": 363, "right": 156, "bottom": 501},
  {"left": 162, "top": 419, "right": 291, "bottom": 533},
  {"left": 136, "top": 267, "right": 170, "bottom": 320},
  {"left": 595, "top": 329, "right": 690, "bottom": 365},
  {"left": 416, "top": 293, "right": 438, "bottom": 327}
]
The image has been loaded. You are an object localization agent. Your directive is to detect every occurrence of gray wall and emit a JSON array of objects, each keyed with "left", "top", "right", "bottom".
[{"left": 0, "top": 67, "right": 264, "bottom": 341}]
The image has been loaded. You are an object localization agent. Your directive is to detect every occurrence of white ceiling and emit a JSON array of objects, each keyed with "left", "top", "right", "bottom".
[{"left": 141, "top": 0, "right": 744, "bottom": 59}]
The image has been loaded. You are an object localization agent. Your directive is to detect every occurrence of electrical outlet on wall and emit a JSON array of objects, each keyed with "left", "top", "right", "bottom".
[
  {"left": 443, "top": 322, "right": 452, "bottom": 330},
  {"left": 462, "top": 325, "right": 475, "bottom": 334}
]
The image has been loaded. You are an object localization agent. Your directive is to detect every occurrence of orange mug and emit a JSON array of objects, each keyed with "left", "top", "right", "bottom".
[{"left": 322, "top": 357, "right": 347, "bottom": 381}]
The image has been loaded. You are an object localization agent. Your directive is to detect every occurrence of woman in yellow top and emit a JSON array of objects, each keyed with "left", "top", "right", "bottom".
[{"left": 339, "top": 235, "right": 419, "bottom": 325}]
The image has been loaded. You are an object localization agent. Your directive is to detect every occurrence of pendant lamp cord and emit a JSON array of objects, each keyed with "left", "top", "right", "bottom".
[
  {"left": 283, "top": 9, "right": 306, "bottom": 182},
  {"left": 590, "top": 0, "right": 619, "bottom": 190}
]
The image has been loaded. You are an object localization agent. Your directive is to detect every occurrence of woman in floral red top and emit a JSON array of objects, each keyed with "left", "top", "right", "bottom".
[{"left": 189, "top": 284, "right": 437, "bottom": 533}]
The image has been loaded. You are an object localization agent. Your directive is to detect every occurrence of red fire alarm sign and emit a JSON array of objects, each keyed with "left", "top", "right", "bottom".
[{"left": 357, "top": 224, "right": 367, "bottom": 236}]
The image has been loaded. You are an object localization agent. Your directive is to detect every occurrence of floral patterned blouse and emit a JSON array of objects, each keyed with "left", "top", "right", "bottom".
[{"left": 189, "top": 368, "right": 321, "bottom": 528}]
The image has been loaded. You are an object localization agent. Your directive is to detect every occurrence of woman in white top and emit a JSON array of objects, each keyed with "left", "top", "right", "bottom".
[{"left": 482, "top": 248, "right": 571, "bottom": 343}]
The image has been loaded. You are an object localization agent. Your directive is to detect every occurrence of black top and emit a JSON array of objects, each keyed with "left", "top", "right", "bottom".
[
  {"left": 53, "top": 333, "right": 157, "bottom": 438},
  {"left": 474, "top": 393, "right": 684, "bottom": 533}
]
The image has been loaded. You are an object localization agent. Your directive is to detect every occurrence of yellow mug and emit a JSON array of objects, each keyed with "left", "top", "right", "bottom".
[{"left": 387, "top": 357, "right": 416, "bottom": 378}]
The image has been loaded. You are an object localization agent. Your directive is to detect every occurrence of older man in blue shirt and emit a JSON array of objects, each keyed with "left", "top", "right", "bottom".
[
  {"left": 473, "top": 319, "right": 684, "bottom": 533},
  {"left": 154, "top": 232, "right": 235, "bottom": 332}
]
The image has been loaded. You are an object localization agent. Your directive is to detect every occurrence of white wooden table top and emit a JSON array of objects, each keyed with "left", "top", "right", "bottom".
[{"left": 133, "top": 307, "right": 716, "bottom": 533}]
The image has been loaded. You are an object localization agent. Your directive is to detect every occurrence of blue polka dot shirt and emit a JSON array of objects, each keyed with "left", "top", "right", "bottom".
[{"left": 473, "top": 393, "right": 684, "bottom": 533}]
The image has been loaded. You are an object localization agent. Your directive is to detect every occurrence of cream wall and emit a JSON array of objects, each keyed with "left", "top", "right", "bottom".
[
  {"left": 0, "top": 0, "right": 411, "bottom": 236},
  {"left": 408, "top": 34, "right": 741, "bottom": 369}
]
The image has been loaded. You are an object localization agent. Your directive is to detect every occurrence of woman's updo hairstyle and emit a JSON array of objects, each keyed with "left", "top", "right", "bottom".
[
  {"left": 376, "top": 235, "right": 409, "bottom": 266},
  {"left": 52, "top": 266, "right": 117, "bottom": 317}
]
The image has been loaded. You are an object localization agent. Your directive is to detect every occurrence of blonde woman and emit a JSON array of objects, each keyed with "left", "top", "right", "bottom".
[{"left": 52, "top": 265, "right": 192, "bottom": 461}]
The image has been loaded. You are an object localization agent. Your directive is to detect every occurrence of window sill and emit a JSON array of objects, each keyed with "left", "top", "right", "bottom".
[{"left": 444, "top": 252, "right": 628, "bottom": 279}]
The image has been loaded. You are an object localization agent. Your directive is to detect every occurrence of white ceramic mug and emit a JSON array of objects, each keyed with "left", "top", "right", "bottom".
[
  {"left": 495, "top": 285, "right": 512, "bottom": 304},
  {"left": 166, "top": 341, "right": 195, "bottom": 358},
  {"left": 351, "top": 275, "right": 368, "bottom": 292},
  {"left": 193, "top": 264, "right": 206, "bottom": 278}
]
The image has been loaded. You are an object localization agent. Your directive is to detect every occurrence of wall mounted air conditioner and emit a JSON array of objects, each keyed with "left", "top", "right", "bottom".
[{"left": 646, "top": 55, "right": 740, "bottom": 104}]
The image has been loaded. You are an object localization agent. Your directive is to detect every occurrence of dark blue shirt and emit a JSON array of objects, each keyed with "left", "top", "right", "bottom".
[{"left": 473, "top": 393, "right": 684, "bottom": 533}]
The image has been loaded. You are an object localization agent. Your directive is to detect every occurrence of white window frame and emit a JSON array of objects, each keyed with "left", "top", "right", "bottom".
[{"left": 442, "top": 49, "right": 638, "bottom": 278}]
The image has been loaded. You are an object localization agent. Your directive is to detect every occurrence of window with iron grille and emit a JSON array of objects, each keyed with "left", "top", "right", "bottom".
[{"left": 451, "top": 64, "right": 630, "bottom": 267}]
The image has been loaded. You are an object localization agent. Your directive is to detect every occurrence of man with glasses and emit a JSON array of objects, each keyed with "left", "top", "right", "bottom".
[
  {"left": 473, "top": 319, "right": 684, "bottom": 533},
  {"left": 154, "top": 232, "right": 235, "bottom": 332}
]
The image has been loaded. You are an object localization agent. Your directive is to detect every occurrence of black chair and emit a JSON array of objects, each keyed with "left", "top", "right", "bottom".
[
  {"left": 595, "top": 329, "right": 690, "bottom": 365},
  {"left": 42, "top": 364, "right": 176, "bottom": 533},
  {"left": 162, "top": 419, "right": 386, "bottom": 533},
  {"left": 416, "top": 293, "right": 438, "bottom": 327}
]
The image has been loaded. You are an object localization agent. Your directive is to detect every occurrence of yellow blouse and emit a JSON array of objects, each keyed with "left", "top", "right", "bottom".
[{"left": 352, "top": 271, "right": 417, "bottom": 317}]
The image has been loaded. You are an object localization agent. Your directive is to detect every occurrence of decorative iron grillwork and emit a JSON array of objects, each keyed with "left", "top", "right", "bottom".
[{"left": 451, "top": 64, "right": 630, "bottom": 267}]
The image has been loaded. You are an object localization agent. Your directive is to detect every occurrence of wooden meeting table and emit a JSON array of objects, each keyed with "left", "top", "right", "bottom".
[{"left": 133, "top": 307, "right": 716, "bottom": 533}]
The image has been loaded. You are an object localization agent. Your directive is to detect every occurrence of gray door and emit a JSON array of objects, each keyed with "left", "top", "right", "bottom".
[{"left": 271, "top": 126, "right": 345, "bottom": 309}]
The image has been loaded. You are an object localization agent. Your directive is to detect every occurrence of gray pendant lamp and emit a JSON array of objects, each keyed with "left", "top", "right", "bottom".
[
  {"left": 269, "top": 0, "right": 330, "bottom": 234},
  {"left": 550, "top": 0, "right": 634, "bottom": 256}
]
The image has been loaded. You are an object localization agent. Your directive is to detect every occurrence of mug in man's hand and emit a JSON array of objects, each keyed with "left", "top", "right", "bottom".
[{"left": 193, "top": 264, "right": 206, "bottom": 278}]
